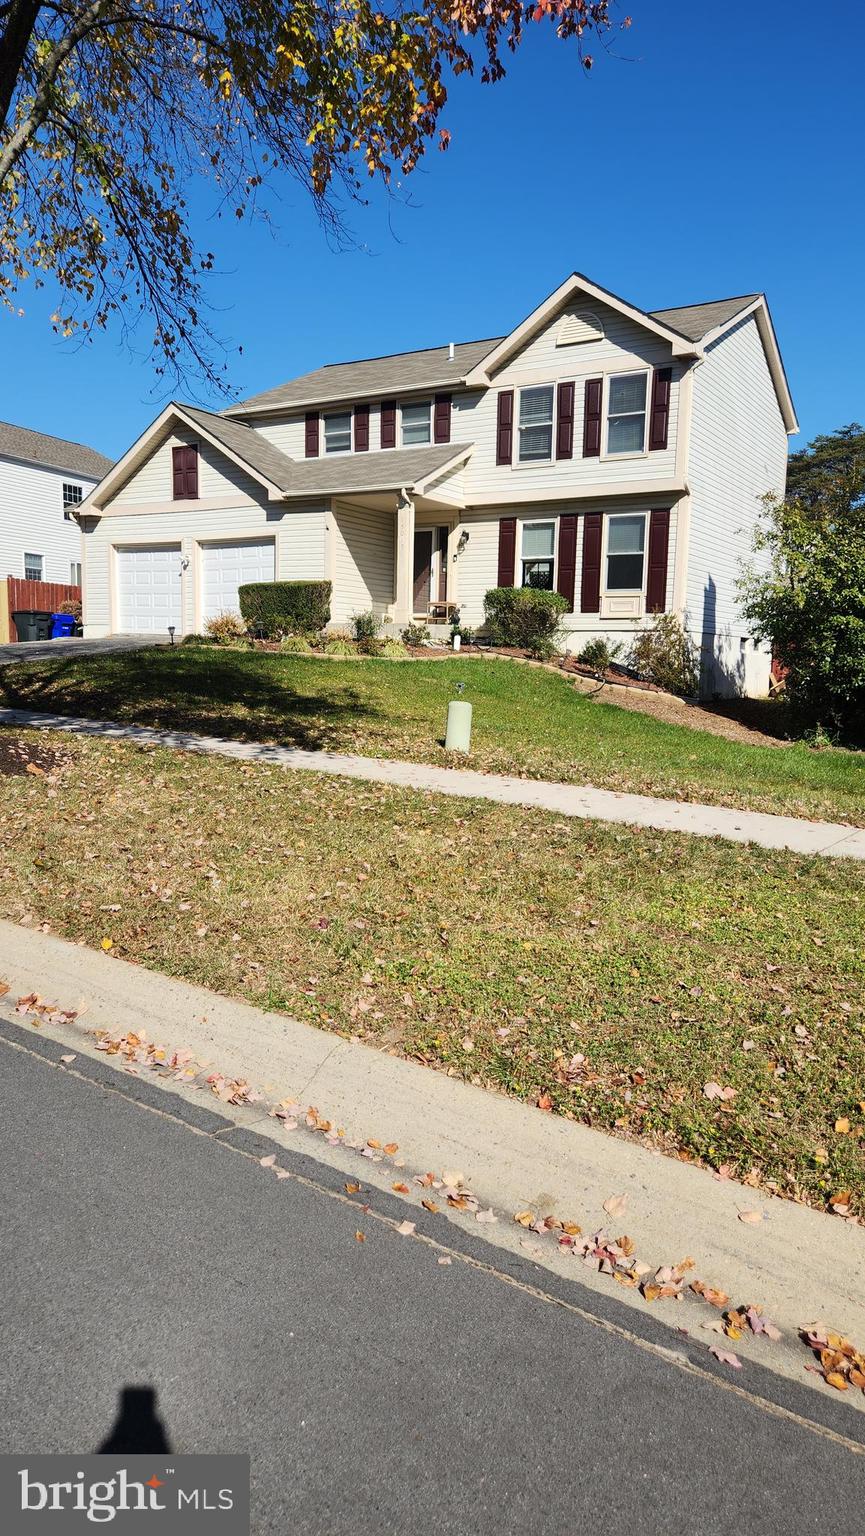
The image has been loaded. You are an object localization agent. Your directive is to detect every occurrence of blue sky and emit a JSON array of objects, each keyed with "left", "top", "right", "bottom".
[{"left": 4, "top": 0, "right": 864, "bottom": 458}]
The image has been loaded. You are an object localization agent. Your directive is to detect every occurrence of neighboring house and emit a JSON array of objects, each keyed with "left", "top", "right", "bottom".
[
  {"left": 0, "top": 420, "right": 113, "bottom": 590},
  {"left": 77, "top": 272, "right": 797, "bottom": 695}
]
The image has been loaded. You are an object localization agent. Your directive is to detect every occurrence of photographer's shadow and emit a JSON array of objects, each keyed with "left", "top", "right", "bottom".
[{"left": 97, "top": 1386, "right": 172, "bottom": 1453}]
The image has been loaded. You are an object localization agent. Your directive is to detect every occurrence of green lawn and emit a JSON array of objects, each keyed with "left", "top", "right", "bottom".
[
  {"left": 1, "top": 646, "right": 863, "bottom": 822},
  {"left": 2, "top": 727, "right": 863, "bottom": 1213}
]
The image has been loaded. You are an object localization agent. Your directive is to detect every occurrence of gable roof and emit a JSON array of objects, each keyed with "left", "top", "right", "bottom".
[
  {"left": 225, "top": 338, "right": 502, "bottom": 418},
  {"left": 0, "top": 419, "right": 112, "bottom": 479},
  {"left": 649, "top": 294, "right": 760, "bottom": 342},
  {"left": 177, "top": 404, "right": 295, "bottom": 493},
  {"left": 84, "top": 402, "right": 297, "bottom": 511}
]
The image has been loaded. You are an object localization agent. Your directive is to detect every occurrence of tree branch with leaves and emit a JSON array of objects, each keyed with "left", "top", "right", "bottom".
[{"left": 1, "top": 0, "right": 629, "bottom": 387}]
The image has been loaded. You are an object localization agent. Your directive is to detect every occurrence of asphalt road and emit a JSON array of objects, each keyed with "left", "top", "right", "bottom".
[{"left": 0, "top": 1019, "right": 863, "bottom": 1534}]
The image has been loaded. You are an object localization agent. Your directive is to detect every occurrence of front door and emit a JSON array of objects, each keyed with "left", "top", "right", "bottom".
[{"left": 413, "top": 530, "right": 433, "bottom": 614}]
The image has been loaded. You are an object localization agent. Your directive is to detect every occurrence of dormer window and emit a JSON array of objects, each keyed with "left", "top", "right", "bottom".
[
  {"left": 324, "top": 411, "right": 352, "bottom": 454},
  {"left": 172, "top": 443, "right": 199, "bottom": 499},
  {"left": 556, "top": 309, "right": 605, "bottom": 346},
  {"left": 401, "top": 401, "right": 431, "bottom": 446}
]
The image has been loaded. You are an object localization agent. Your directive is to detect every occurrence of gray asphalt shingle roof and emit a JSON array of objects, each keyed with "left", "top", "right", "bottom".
[
  {"left": 177, "top": 404, "right": 296, "bottom": 493},
  {"left": 180, "top": 403, "right": 467, "bottom": 500},
  {"left": 0, "top": 420, "right": 113, "bottom": 479},
  {"left": 649, "top": 295, "right": 759, "bottom": 342},
  {"left": 225, "top": 338, "right": 504, "bottom": 416}
]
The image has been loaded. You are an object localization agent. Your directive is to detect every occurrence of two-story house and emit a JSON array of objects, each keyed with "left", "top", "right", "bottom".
[
  {"left": 76, "top": 273, "right": 797, "bottom": 695},
  {"left": 0, "top": 420, "right": 113, "bottom": 588}
]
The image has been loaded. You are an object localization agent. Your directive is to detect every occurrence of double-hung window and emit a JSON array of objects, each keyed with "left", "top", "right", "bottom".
[
  {"left": 606, "top": 372, "right": 648, "bottom": 455},
  {"left": 402, "top": 401, "right": 431, "bottom": 446},
  {"left": 605, "top": 513, "right": 646, "bottom": 592},
  {"left": 63, "top": 482, "right": 83, "bottom": 520},
  {"left": 521, "top": 521, "right": 555, "bottom": 589},
  {"left": 70, "top": 561, "right": 82, "bottom": 586},
  {"left": 517, "top": 385, "right": 554, "bottom": 463},
  {"left": 24, "top": 553, "right": 44, "bottom": 582},
  {"left": 324, "top": 411, "right": 352, "bottom": 454}
]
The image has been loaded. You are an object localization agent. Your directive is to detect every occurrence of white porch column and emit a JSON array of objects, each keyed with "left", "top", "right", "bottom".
[{"left": 393, "top": 488, "right": 415, "bottom": 625}]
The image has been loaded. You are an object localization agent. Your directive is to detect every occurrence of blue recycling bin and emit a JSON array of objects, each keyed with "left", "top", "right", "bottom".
[{"left": 50, "top": 613, "right": 77, "bottom": 639}]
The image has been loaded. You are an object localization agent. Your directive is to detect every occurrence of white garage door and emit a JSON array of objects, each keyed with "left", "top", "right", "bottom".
[
  {"left": 202, "top": 539, "right": 275, "bottom": 624},
  {"left": 116, "top": 545, "right": 182, "bottom": 634}
]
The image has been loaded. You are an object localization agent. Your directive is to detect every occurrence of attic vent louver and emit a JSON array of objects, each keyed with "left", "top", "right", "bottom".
[{"left": 556, "top": 310, "right": 605, "bottom": 347}]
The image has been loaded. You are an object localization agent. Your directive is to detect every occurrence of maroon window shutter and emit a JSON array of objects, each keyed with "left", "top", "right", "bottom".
[
  {"left": 646, "top": 508, "right": 670, "bottom": 611},
  {"left": 305, "top": 412, "right": 319, "bottom": 458},
  {"left": 497, "top": 517, "right": 516, "bottom": 587},
  {"left": 556, "top": 382, "right": 575, "bottom": 460},
  {"left": 580, "top": 513, "right": 602, "bottom": 612},
  {"left": 496, "top": 390, "right": 514, "bottom": 465},
  {"left": 183, "top": 444, "right": 198, "bottom": 499},
  {"left": 171, "top": 445, "right": 185, "bottom": 499},
  {"left": 354, "top": 403, "right": 369, "bottom": 453},
  {"left": 434, "top": 394, "right": 452, "bottom": 445},
  {"left": 582, "top": 378, "right": 602, "bottom": 457},
  {"left": 556, "top": 514, "right": 577, "bottom": 610},
  {"left": 380, "top": 400, "right": 397, "bottom": 449},
  {"left": 649, "top": 367, "right": 672, "bottom": 451}
]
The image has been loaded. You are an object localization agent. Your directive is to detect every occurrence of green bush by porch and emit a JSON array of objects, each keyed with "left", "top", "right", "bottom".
[{"left": 238, "top": 579, "right": 332, "bottom": 637}]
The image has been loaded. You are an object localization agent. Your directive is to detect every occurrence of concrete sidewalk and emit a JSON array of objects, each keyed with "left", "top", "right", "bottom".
[
  {"left": 1, "top": 705, "right": 864, "bottom": 860},
  {"left": 1, "top": 919, "right": 863, "bottom": 1405}
]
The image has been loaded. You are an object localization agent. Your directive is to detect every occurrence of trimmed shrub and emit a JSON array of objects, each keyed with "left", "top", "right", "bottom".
[
  {"left": 239, "top": 580, "right": 331, "bottom": 638},
  {"left": 628, "top": 612, "right": 699, "bottom": 696},
  {"left": 180, "top": 632, "right": 208, "bottom": 646},
  {"left": 577, "top": 638, "right": 623, "bottom": 672},
  {"left": 351, "top": 610, "right": 382, "bottom": 655},
  {"left": 204, "top": 611, "right": 248, "bottom": 644},
  {"left": 483, "top": 586, "right": 569, "bottom": 659}
]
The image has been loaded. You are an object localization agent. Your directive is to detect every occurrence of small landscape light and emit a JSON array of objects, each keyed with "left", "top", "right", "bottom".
[{"left": 168, "top": 626, "right": 176, "bottom": 646}]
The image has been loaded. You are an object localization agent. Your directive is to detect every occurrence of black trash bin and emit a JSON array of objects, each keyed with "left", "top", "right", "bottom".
[{"left": 12, "top": 611, "right": 53, "bottom": 642}]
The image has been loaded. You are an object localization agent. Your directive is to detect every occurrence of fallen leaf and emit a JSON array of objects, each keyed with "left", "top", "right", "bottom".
[
  {"left": 738, "top": 1209, "right": 766, "bottom": 1225},
  {"left": 825, "top": 1371, "right": 849, "bottom": 1391},
  {"left": 442, "top": 1169, "right": 464, "bottom": 1188},
  {"left": 829, "top": 1190, "right": 853, "bottom": 1214},
  {"left": 437, "top": 1256, "right": 452, "bottom": 1266},
  {"left": 0, "top": 981, "right": 9, "bottom": 997},
  {"left": 366, "top": 1138, "right": 381, "bottom": 1150},
  {"left": 703, "top": 1081, "right": 736, "bottom": 1102},
  {"left": 421, "top": 1199, "right": 439, "bottom": 1213},
  {"left": 475, "top": 1208, "right": 497, "bottom": 1225},
  {"left": 59, "top": 1053, "right": 76, "bottom": 1065},
  {"left": 384, "top": 1142, "right": 399, "bottom": 1155},
  {"left": 355, "top": 1230, "right": 366, "bottom": 1243},
  {"left": 259, "top": 1154, "right": 276, "bottom": 1168},
  {"left": 274, "top": 1167, "right": 291, "bottom": 1180},
  {"left": 834, "top": 1118, "right": 850, "bottom": 1135},
  {"left": 537, "top": 1093, "right": 553, "bottom": 1111},
  {"left": 397, "top": 1220, "right": 416, "bottom": 1237},
  {"left": 392, "top": 1182, "right": 410, "bottom": 1194},
  {"left": 514, "top": 1210, "right": 534, "bottom": 1227},
  {"left": 603, "top": 1193, "right": 628, "bottom": 1221},
  {"left": 709, "top": 1345, "right": 742, "bottom": 1368},
  {"left": 344, "top": 1181, "right": 361, "bottom": 1195}
]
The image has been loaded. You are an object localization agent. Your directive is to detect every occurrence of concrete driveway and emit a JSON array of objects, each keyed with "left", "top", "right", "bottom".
[{"left": 0, "top": 634, "right": 167, "bottom": 666}]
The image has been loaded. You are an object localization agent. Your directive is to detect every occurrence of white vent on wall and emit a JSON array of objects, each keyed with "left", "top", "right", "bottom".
[{"left": 556, "top": 310, "right": 605, "bottom": 347}]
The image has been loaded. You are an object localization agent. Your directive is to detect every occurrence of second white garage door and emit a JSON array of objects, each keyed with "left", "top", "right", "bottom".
[
  {"left": 116, "top": 545, "right": 182, "bottom": 634},
  {"left": 202, "top": 539, "right": 275, "bottom": 624}
]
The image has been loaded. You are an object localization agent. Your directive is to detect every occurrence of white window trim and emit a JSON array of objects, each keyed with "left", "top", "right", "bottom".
[
  {"left": 70, "top": 561, "right": 82, "bottom": 585},
  {"left": 601, "top": 369, "right": 651, "bottom": 461},
  {"left": 400, "top": 399, "right": 432, "bottom": 448},
  {"left": 323, "top": 410, "right": 353, "bottom": 456},
  {"left": 518, "top": 517, "right": 557, "bottom": 589},
  {"left": 513, "top": 382, "right": 556, "bottom": 468},
  {"left": 600, "top": 511, "right": 648, "bottom": 600}
]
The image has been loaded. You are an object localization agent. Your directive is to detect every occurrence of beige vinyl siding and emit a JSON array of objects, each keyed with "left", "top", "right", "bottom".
[
  {"left": 82, "top": 501, "right": 326, "bottom": 636},
  {"left": 330, "top": 501, "right": 394, "bottom": 623},
  {"left": 102, "top": 427, "right": 269, "bottom": 509},
  {"left": 459, "top": 299, "right": 680, "bottom": 503},
  {"left": 685, "top": 314, "right": 789, "bottom": 694},
  {"left": 0, "top": 455, "right": 91, "bottom": 583},
  {"left": 454, "top": 499, "right": 679, "bottom": 641}
]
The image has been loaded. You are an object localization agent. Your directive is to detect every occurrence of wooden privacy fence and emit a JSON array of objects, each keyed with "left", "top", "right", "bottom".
[{"left": 0, "top": 576, "right": 82, "bottom": 642}]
